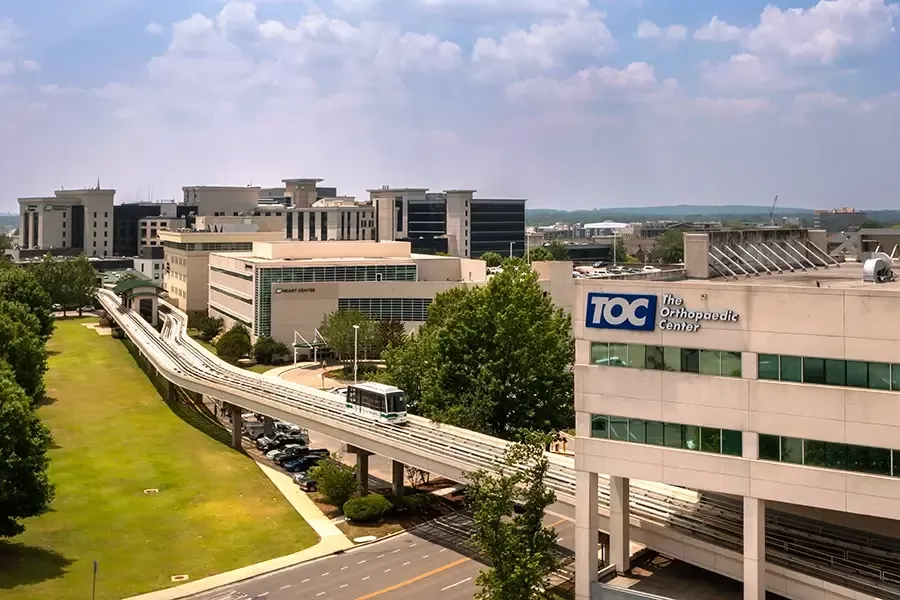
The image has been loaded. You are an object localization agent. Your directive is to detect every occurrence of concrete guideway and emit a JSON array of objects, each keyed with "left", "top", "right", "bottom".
[{"left": 98, "top": 290, "right": 900, "bottom": 600}]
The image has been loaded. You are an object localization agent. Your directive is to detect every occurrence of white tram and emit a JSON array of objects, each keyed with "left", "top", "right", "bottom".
[{"left": 344, "top": 382, "right": 408, "bottom": 424}]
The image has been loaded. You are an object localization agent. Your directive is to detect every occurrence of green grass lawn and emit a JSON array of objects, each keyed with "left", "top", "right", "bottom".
[{"left": 0, "top": 318, "right": 318, "bottom": 600}]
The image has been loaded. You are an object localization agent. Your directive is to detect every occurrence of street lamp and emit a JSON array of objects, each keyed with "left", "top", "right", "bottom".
[
  {"left": 509, "top": 241, "right": 516, "bottom": 258},
  {"left": 353, "top": 324, "right": 360, "bottom": 383}
]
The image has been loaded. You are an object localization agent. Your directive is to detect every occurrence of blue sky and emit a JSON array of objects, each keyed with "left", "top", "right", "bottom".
[{"left": 1, "top": 0, "right": 898, "bottom": 209}]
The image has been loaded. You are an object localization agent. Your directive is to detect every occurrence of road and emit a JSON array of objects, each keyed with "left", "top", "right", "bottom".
[{"left": 192, "top": 512, "right": 575, "bottom": 600}]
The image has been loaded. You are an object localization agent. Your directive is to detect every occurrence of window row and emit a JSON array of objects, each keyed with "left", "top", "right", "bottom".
[
  {"left": 758, "top": 434, "right": 900, "bottom": 478},
  {"left": 338, "top": 298, "right": 432, "bottom": 322},
  {"left": 211, "top": 265, "right": 253, "bottom": 281},
  {"left": 162, "top": 241, "right": 254, "bottom": 252},
  {"left": 209, "top": 303, "right": 252, "bottom": 328},
  {"left": 590, "top": 342, "right": 742, "bottom": 378},
  {"left": 590, "top": 415, "right": 742, "bottom": 456},
  {"left": 758, "top": 354, "right": 900, "bottom": 391},
  {"left": 210, "top": 285, "right": 252, "bottom": 305},
  {"left": 259, "top": 264, "right": 418, "bottom": 284}
]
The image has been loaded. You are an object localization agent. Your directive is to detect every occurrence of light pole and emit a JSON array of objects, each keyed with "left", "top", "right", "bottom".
[
  {"left": 353, "top": 324, "right": 360, "bottom": 383},
  {"left": 509, "top": 241, "right": 515, "bottom": 258},
  {"left": 612, "top": 232, "right": 617, "bottom": 266}
]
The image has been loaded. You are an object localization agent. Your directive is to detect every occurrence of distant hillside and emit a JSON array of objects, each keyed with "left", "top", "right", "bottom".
[{"left": 526, "top": 205, "right": 815, "bottom": 225}]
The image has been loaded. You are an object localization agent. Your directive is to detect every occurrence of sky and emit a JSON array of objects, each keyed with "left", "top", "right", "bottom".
[{"left": 0, "top": 0, "right": 899, "bottom": 210}]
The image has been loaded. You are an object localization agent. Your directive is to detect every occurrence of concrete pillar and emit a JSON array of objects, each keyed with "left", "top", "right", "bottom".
[
  {"left": 609, "top": 476, "right": 631, "bottom": 574},
  {"left": 744, "top": 497, "right": 766, "bottom": 600},
  {"left": 230, "top": 404, "right": 243, "bottom": 450},
  {"left": 575, "top": 471, "right": 599, "bottom": 600},
  {"left": 392, "top": 460, "right": 405, "bottom": 498},
  {"left": 166, "top": 381, "right": 177, "bottom": 403},
  {"left": 263, "top": 416, "right": 275, "bottom": 438},
  {"left": 356, "top": 453, "right": 369, "bottom": 496}
]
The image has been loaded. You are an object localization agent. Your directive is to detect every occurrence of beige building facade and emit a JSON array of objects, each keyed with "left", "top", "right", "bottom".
[
  {"left": 574, "top": 231, "right": 900, "bottom": 600},
  {"left": 18, "top": 188, "right": 115, "bottom": 256}
]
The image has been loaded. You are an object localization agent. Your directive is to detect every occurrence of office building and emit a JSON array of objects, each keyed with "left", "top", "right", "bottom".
[
  {"left": 113, "top": 201, "right": 195, "bottom": 257},
  {"left": 18, "top": 188, "right": 115, "bottom": 257},
  {"left": 134, "top": 246, "right": 165, "bottom": 284},
  {"left": 813, "top": 208, "right": 868, "bottom": 233},
  {"left": 573, "top": 228, "right": 900, "bottom": 600},
  {"left": 369, "top": 187, "right": 526, "bottom": 258},
  {"left": 182, "top": 185, "right": 261, "bottom": 217},
  {"left": 283, "top": 197, "right": 377, "bottom": 242}
]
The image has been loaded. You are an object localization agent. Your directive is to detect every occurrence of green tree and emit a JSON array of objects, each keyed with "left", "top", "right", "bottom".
[
  {"left": 466, "top": 436, "right": 559, "bottom": 600},
  {"left": 384, "top": 259, "right": 573, "bottom": 439},
  {"left": 546, "top": 240, "right": 569, "bottom": 261},
  {"left": 0, "top": 311, "right": 49, "bottom": 400},
  {"left": 372, "top": 319, "right": 406, "bottom": 357},
  {"left": 0, "top": 300, "right": 42, "bottom": 338},
  {"left": 613, "top": 236, "right": 629, "bottom": 264},
  {"left": 216, "top": 324, "right": 252, "bottom": 363},
  {"left": 198, "top": 316, "right": 224, "bottom": 342},
  {"left": 308, "top": 456, "right": 358, "bottom": 507},
  {"left": 526, "top": 246, "right": 554, "bottom": 262},
  {"left": 0, "top": 267, "right": 54, "bottom": 339},
  {"left": 481, "top": 252, "right": 504, "bottom": 268},
  {"left": 0, "top": 360, "right": 54, "bottom": 537},
  {"left": 319, "top": 309, "right": 374, "bottom": 362},
  {"left": 64, "top": 255, "right": 99, "bottom": 315},
  {"left": 654, "top": 230, "right": 685, "bottom": 263},
  {"left": 253, "top": 336, "right": 290, "bottom": 364},
  {"left": 343, "top": 493, "right": 392, "bottom": 522},
  {"left": 860, "top": 218, "right": 882, "bottom": 229},
  {"left": 32, "top": 255, "right": 65, "bottom": 310}
]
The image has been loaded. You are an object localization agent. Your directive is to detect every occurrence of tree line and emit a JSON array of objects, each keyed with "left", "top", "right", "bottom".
[{"left": 30, "top": 254, "right": 99, "bottom": 316}]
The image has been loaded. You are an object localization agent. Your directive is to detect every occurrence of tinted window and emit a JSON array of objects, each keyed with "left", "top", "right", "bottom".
[
  {"left": 759, "top": 434, "right": 780, "bottom": 460},
  {"left": 645, "top": 346, "right": 664, "bottom": 370},
  {"left": 869, "top": 363, "right": 891, "bottom": 390},
  {"left": 722, "top": 429, "right": 743, "bottom": 456},
  {"left": 781, "top": 356, "right": 802, "bottom": 382},
  {"left": 802, "top": 357, "right": 825, "bottom": 385},
  {"left": 591, "top": 415, "right": 609, "bottom": 438},
  {"left": 824, "top": 359, "right": 846, "bottom": 386},
  {"left": 846, "top": 361, "right": 868, "bottom": 388},
  {"left": 699, "top": 350, "right": 721, "bottom": 375},
  {"left": 758, "top": 354, "right": 779, "bottom": 380}
]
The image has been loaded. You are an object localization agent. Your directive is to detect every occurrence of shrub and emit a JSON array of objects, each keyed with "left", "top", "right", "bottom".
[
  {"left": 343, "top": 493, "right": 393, "bottom": 522},
  {"left": 98, "top": 317, "right": 111, "bottom": 327},
  {"left": 308, "top": 458, "right": 358, "bottom": 507}
]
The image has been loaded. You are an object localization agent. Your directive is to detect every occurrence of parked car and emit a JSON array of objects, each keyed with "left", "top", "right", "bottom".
[
  {"left": 266, "top": 443, "right": 308, "bottom": 462},
  {"left": 256, "top": 432, "right": 306, "bottom": 453},
  {"left": 272, "top": 446, "right": 327, "bottom": 466},
  {"left": 293, "top": 473, "right": 318, "bottom": 492},
  {"left": 282, "top": 454, "right": 326, "bottom": 473}
]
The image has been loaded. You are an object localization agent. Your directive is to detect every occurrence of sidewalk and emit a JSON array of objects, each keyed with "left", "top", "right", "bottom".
[{"left": 121, "top": 463, "right": 353, "bottom": 600}]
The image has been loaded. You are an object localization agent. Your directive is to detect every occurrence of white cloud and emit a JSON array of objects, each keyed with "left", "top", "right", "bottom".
[
  {"left": 472, "top": 11, "right": 615, "bottom": 76},
  {"left": 636, "top": 20, "right": 687, "bottom": 42},
  {"left": 506, "top": 62, "right": 673, "bottom": 102},
  {"left": 0, "top": 18, "right": 22, "bottom": 49},
  {"left": 694, "top": 16, "right": 745, "bottom": 42},
  {"left": 743, "top": 0, "right": 900, "bottom": 64},
  {"left": 0, "top": 60, "right": 14, "bottom": 76},
  {"left": 693, "top": 96, "right": 774, "bottom": 117},
  {"left": 702, "top": 53, "right": 802, "bottom": 91},
  {"left": 20, "top": 59, "right": 40, "bottom": 72},
  {"left": 418, "top": 0, "right": 589, "bottom": 14},
  {"left": 146, "top": 22, "right": 165, "bottom": 35}
]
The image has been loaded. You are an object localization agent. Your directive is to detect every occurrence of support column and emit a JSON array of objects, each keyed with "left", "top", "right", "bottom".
[
  {"left": 743, "top": 497, "right": 766, "bottom": 600},
  {"left": 230, "top": 404, "right": 243, "bottom": 450},
  {"left": 609, "top": 476, "right": 631, "bottom": 574},
  {"left": 356, "top": 453, "right": 369, "bottom": 496},
  {"left": 575, "top": 471, "right": 599, "bottom": 600},
  {"left": 392, "top": 460, "right": 405, "bottom": 498},
  {"left": 263, "top": 416, "right": 275, "bottom": 438},
  {"left": 166, "top": 381, "right": 177, "bottom": 403}
]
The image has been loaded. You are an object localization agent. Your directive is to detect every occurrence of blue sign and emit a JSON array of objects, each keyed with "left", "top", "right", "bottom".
[{"left": 585, "top": 293, "right": 658, "bottom": 331}]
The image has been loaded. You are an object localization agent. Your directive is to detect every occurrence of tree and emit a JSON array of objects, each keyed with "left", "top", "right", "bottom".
[
  {"left": 406, "top": 466, "right": 431, "bottom": 489},
  {"left": 372, "top": 319, "right": 406, "bottom": 357},
  {"left": 526, "top": 246, "right": 553, "bottom": 262},
  {"left": 546, "top": 240, "right": 569, "bottom": 261},
  {"left": 0, "top": 360, "right": 54, "bottom": 537},
  {"left": 0, "top": 267, "right": 54, "bottom": 339},
  {"left": 466, "top": 436, "right": 559, "bottom": 600},
  {"left": 198, "top": 316, "right": 224, "bottom": 342},
  {"left": 481, "top": 252, "right": 504, "bottom": 268},
  {"left": 0, "top": 311, "right": 48, "bottom": 400},
  {"left": 253, "top": 336, "right": 289, "bottom": 364},
  {"left": 0, "top": 300, "right": 42, "bottom": 339},
  {"left": 64, "top": 255, "right": 99, "bottom": 315},
  {"left": 384, "top": 259, "right": 573, "bottom": 439},
  {"left": 319, "top": 309, "right": 374, "bottom": 362},
  {"left": 613, "top": 236, "right": 629, "bottom": 264},
  {"left": 860, "top": 218, "right": 882, "bottom": 229},
  {"left": 654, "top": 230, "right": 684, "bottom": 263},
  {"left": 216, "top": 324, "right": 252, "bottom": 363},
  {"left": 32, "top": 255, "right": 65, "bottom": 310},
  {"left": 308, "top": 455, "right": 358, "bottom": 506}
]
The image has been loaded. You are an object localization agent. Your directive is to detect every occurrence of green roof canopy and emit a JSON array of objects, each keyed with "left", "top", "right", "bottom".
[{"left": 112, "top": 278, "right": 163, "bottom": 295}]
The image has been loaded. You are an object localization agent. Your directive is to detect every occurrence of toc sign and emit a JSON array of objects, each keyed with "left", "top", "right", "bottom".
[{"left": 585, "top": 293, "right": 658, "bottom": 331}]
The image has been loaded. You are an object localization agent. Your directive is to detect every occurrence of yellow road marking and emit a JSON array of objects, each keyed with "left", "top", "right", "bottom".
[{"left": 355, "top": 557, "right": 471, "bottom": 600}]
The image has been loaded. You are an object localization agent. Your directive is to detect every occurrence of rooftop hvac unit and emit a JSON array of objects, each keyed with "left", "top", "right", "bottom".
[{"left": 863, "top": 252, "right": 895, "bottom": 283}]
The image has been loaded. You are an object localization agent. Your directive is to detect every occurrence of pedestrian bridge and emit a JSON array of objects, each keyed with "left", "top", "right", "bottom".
[{"left": 96, "top": 289, "right": 900, "bottom": 600}]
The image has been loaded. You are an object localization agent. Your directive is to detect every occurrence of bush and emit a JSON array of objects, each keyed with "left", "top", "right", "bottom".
[
  {"left": 216, "top": 324, "right": 251, "bottom": 363},
  {"left": 98, "top": 317, "right": 111, "bottom": 327},
  {"left": 343, "top": 493, "right": 393, "bottom": 522},
  {"left": 198, "top": 316, "right": 224, "bottom": 342},
  {"left": 308, "top": 458, "right": 358, "bottom": 507},
  {"left": 253, "top": 336, "right": 290, "bottom": 365}
]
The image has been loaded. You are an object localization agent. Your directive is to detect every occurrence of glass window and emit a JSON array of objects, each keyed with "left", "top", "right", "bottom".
[
  {"left": 700, "top": 427, "right": 722, "bottom": 453},
  {"left": 848, "top": 445, "right": 891, "bottom": 476},
  {"left": 722, "top": 429, "right": 743, "bottom": 456},
  {"left": 780, "top": 356, "right": 802, "bottom": 382},
  {"left": 781, "top": 437, "right": 803, "bottom": 464},
  {"left": 699, "top": 350, "right": 721, "bottom": 375},
  {"left": 892, "top": 366, "right": 900, "bottom": 391},
  {"left": 721, "top": 351, "right": 742, "bottom": 378},
  {"left": 682, "top": 425, "right": 700, "bottom": 451},
  {"left": 628, "top": 419, "right": 646, "bottom": 444},
  {"left": 824, "top": 359, "right": 846, "bottom": 386},
  {"left": 868, "top": 363, "right": 891, "bottom": 391},
  {"left": 681, "top": 349, "right": 700, "bottom": 374},
  {"left": 758, "top": 354, "right": 779, "bottom": 380},
  {"left": 664, "top": 347, "right": 682, "bottom": 372},
  {"left": 590, "top": 343, "right": 609, "bottom": 365},
  {"left": 609, "top": 417, "right": 629, "bottom": 441},
  {"left": 608, "top": 343, "right": 628, "bottom": 367},
  {"left": 802, "top": 357, "right": 825, "bottom": 385},
  {"left": 846, "top": 361, "right": 868, "bottom": 388},
  {"left": 646, "top": 421, "right": 664, "bottom": 445},
  {"left": 664, "top": 422, "right": 682, "bottom": 448},
  {"left": 645, "top": 346, "right": 664, "bottom": 370},
  {"left": 759, "top": 434, "right": 780, "bottom": 460},
  {"left": 825, "top": 443, "right": 847, "bottom": 470},
  {"left": 628, "top": 344, "right": 646, "bottom": 369},
  {"left": 590, "top": 415, "right": 608, "bottom": 438},
  {"left": 804, "top": 439, "right": 827, "bottom": 467}
]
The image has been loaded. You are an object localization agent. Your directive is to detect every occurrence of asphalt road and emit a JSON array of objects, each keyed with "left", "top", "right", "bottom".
[{"left": 193, "top": 512, "right": 575, "bottom": 600}]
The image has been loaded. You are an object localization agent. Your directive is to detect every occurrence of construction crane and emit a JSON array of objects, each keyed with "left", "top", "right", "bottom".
[{"left": 769, "top": 195, "right": 779, "bottom": 226}]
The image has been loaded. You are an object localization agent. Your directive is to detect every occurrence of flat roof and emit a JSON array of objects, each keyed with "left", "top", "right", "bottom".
[
  {"left": 702, "top": 262, "right": 900, "bottom": 290},
  {"left": 220, "top": 252, "right": 447, "bottom": 266}
]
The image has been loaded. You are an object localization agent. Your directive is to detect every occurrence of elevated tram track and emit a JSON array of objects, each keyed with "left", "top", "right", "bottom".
[{"left": 97, "top": 290, "right": 900, "bottom": 600}]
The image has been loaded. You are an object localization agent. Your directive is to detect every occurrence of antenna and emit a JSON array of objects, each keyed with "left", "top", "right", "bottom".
[{"left": 769, "top": 195, "right": 779, "bottom": 226}]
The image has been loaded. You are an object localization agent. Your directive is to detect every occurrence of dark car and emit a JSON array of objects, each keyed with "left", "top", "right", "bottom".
[
  {"left": 282, "top": 454, "right": 326, "bottom": 473},
  {"left": 292, "top": 473, "right": 317, "bottom": 492},
  {"left": 257, "top": 433, "right": 307, "bottom": 453},
  {"left": 274, "top": 447, "right": 329, "bottom": 467}
]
